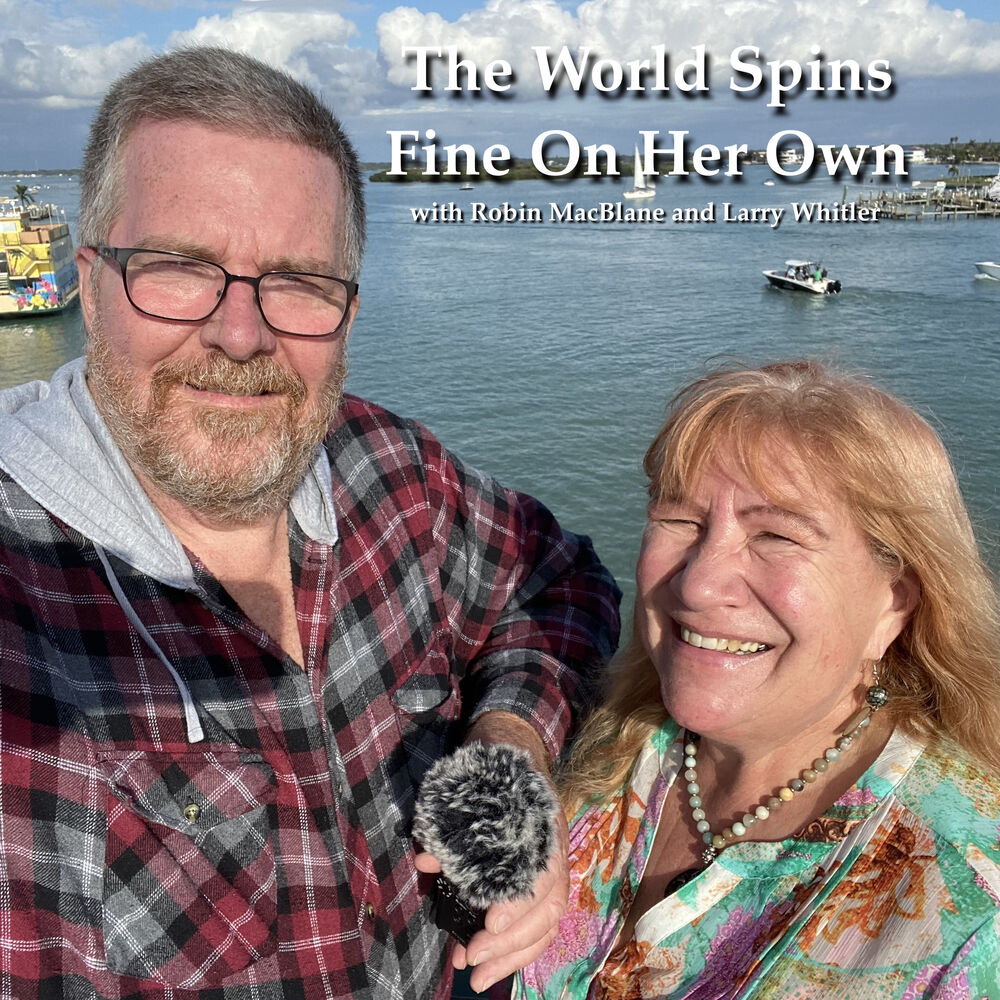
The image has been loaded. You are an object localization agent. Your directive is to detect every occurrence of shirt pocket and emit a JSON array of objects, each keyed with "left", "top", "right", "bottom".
[
  {"left": 97, "top": 749, "right": 278, "bottom": 988},
  {"left": 391, "top": 630, "right": 461, "bottom": 788}
]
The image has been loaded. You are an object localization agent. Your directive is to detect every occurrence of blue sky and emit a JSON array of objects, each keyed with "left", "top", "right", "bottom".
[{"left": 2, "top": 0, "right": 998, "bottom": 169}]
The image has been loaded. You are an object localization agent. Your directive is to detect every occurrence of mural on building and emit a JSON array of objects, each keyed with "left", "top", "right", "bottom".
[{"left": 1, "top": 197, "right": 79, "bottom": 317}]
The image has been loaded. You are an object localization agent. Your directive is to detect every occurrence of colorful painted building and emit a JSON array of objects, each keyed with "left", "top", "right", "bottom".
[{"left": 0, "top": 198, "right": 79, "bottom": 317}]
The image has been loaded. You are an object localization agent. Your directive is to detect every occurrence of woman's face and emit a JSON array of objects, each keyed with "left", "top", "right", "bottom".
[{"left": 634, "top": 452, "right": 914, "bottom": 749}]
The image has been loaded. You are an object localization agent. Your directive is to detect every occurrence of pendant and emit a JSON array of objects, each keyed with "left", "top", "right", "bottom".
[
  {"left": 664, "top": 867, "right": 702, "bottom": 897},
  {"left": 701, "top": 845, "right": 718, "bottom": 866}
]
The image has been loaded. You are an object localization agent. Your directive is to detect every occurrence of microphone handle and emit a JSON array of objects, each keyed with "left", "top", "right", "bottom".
[{"left": 430, "top": 874, "right": 486, "bottom": 945}]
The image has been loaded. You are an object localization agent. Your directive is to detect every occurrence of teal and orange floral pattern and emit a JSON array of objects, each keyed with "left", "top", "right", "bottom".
[{"left": 517, "top": 722, "right": 1000, "bottom": 999}]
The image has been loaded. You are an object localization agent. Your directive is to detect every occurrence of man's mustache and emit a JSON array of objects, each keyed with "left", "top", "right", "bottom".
[{"left": 149, "top": 353, "right": 307, "bottom": 406}]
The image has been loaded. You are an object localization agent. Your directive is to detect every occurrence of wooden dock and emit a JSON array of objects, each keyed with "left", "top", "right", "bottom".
[{"left": 855, "top": 187, "right": 1000, "bottom": 221}]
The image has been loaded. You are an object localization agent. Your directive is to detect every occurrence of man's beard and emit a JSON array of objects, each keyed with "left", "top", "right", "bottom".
[{"left": 86, "top": 328, "right": 347, "bottom": 524}]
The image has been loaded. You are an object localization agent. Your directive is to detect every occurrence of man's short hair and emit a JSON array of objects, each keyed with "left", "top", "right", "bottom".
[{"left": 79, "top": 46, "right": 366, "bottom": 280}]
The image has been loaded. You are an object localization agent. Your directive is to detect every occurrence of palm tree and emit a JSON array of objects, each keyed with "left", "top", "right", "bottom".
[{"left": 13, "top": 184, "right": 35, "bottom": 208}]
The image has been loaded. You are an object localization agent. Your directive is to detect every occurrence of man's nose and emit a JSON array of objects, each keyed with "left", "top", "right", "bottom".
[{"left": 198, "top": 276, "right": 275, "bottom": 360}]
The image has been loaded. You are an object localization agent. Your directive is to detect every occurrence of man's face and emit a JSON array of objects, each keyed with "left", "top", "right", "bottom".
[{"left": 77, "top": 119, "right": 358, "bottom": 523}]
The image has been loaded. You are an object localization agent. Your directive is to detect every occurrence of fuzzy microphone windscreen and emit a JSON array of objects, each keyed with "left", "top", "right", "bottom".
[{"left": 413, "top": 743, "right": 558, "bottom": 911}]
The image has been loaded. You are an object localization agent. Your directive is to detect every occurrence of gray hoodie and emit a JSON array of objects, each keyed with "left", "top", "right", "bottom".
[
  {"left": 0, "top": 356, "right": 340, "bottom": 591},
  {"left": 0, "top": 355, "right": 340, "bottom": 741}
]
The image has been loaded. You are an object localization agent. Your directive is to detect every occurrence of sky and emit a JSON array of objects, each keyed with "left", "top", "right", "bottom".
[{"left": 1, "top": 0, "right": 998, "bottom": 170}]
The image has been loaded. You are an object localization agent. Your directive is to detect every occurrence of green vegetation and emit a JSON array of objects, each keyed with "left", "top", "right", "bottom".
[
  {"left": 919, "top": 138, "right": 1000, "bottom": 164},
  {"left": 13, "top": 184, "right": 35, "bottom": 207}
]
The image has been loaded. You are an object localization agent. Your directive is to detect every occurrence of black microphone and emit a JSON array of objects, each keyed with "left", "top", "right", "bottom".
[{"left": 412, "top": 742, "right": 558, "bottom": 945}]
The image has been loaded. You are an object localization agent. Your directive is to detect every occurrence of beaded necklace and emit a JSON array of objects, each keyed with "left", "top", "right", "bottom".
[{"left": 664, "top": 670, "right": 889, "bottom": 896}]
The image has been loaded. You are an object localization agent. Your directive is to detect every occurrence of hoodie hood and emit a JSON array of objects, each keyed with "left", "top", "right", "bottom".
[{"left": 0, "top": 357, "right": 339, "bottom": 591}]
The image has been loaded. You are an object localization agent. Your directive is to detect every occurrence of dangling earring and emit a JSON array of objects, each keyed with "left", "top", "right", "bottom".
[{"left": 866, "top": 659, "right": 889, "bottom": 709}]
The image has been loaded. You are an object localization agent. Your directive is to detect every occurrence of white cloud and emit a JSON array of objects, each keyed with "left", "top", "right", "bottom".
[
  {"left": 377, "top": 0, "right": 1000, "bottom": 97},
  {"left": 0, "top": 34, "right": 153, "bottom": 102},
  {"left": 378, "top": 0, "right": 581, "bottom": 88},
  {"left": 167, "top": 8, "right": 358, "bottom": 62},
  {"left": 166, "top": 7, "right": 384, "bottom": 112},
  {"left": 0, "top": 0, "right": 385, "bottom": 115}
]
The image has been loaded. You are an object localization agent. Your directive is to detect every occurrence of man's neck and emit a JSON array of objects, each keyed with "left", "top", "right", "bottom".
[
  {"left": 136, "top": 469, "right": 291, "bottom": 572},
  {"left": 136, "top": 469, "right": 307, "bottom": 667}
]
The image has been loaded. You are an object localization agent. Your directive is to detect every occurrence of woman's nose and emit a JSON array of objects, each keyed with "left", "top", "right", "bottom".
[{"left": 672, "top": 536, "right": 748, "bottom": 609}]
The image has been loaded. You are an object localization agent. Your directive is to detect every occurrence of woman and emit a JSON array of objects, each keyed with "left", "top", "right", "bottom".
[{"left": 517, "top": 361, "right": 1000, "bottom": 999}]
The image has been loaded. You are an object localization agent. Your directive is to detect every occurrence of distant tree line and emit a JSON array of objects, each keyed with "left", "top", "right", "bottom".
[{"left": 921, "top": 138, "right": 1000, "bottom": 163}]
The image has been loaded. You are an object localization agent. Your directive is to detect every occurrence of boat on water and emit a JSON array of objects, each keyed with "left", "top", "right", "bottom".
[
  {"left": 974, "top": 261, "right": 1000, "bottom": 280},
  {"left": 1, "top": 197, "right": 79, "bottom": 317},
  {"left": 763, "top": 259, "right": 842, "bottom": 295},
  {"left": 459, "top": 182, "right": 474, "bottom": 191},
  {"left": 623, "top": 145, "right": 655, "bottom": 201},
  {"left": 985, "top": 167, "right": 1000, "bottom": 203}
]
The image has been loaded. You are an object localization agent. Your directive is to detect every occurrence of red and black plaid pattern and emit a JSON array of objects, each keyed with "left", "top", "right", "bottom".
[
  {"left": 0, "top": 394, "right": 620, "bottom": 1000},
  {"left": 101, "top": 750, "right": 278, "bottom": 985}
]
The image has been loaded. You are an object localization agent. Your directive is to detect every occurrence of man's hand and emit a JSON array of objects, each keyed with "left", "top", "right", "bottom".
[
  {"left": 415, "top": 710, "right": 569, "bottom": 993},
  {"left": 414, "top": 803, "right": 569, "bottom": 994}
]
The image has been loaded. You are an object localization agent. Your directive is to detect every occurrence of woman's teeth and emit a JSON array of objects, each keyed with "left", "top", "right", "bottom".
[{"left": 680, "top": 627, "right": 768, "bottom": 654}]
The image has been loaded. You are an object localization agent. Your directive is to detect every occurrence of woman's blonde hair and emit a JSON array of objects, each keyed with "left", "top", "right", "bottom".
[{"left": 561, "top": 360, "right": 1000, "bottom": 814}]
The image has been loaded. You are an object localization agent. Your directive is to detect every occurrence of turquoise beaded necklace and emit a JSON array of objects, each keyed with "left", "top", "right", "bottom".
[{"left": 682, "top": 672, "right": 889, "bottom": 868}]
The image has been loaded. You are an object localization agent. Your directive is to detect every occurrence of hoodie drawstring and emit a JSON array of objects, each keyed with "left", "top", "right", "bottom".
[{"left": 94, "top": 544, "right": 205, "bottom": 744}]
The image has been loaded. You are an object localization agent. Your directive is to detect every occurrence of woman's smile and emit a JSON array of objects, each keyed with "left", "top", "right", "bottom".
[{"left": 678, "top": 626, "right": 770, "bottom": 654}]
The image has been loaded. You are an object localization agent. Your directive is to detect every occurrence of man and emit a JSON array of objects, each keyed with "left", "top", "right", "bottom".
[{"left": 0, "top": 48, "right": 619, "bottom": 1000}]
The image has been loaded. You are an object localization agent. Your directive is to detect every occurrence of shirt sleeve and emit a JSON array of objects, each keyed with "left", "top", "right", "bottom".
[{"left": 417, "top": 418, "right": 622, "bottom": 760}]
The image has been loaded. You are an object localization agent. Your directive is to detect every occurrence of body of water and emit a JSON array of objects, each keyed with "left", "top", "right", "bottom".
[{"left": 2, "top": 165, "right": 998, "bottom": 614}]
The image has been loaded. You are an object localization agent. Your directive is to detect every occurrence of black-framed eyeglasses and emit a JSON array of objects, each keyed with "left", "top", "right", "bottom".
[{"left": 93, "top": 245, "right": 358, "bottom": 338}]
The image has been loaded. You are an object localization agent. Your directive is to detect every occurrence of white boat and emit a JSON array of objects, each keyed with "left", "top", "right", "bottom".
[
  {"left": 985, "top": 167, "right": 1000, "bottom": 203},
  {"left": 623, "top": 145, "right": 655, "bottom": 200},
  {"left": 763, "top": 259, "right": 842, "bottom": 295},
  {"left": 975, "top": 261, "right": 1000, "bottom": 279},
  {"left": 459, "top": 182, "right": 474, "bottom": 191}
]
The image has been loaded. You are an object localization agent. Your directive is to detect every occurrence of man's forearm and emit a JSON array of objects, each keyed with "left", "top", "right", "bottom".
[{"left": 464, "top": 710, "right": 554, "bottom": 773}]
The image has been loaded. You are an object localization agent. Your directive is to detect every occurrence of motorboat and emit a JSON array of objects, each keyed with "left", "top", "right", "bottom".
[
  {"left": 985, "top": 167, "right": 1000, "bottom": 203},
  {"left": 623, "top": 145, "right": 655, "bottom": 200},
  {"left": 763, "top": 259, "right": 841, "bottom": 295},
  {"left": 974, "top": 261, "right": 1000, "bottom": 279}
]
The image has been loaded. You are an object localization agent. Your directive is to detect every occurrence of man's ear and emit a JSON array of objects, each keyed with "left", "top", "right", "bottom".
[
  {"left": 75, "top": 246, "right": 99, "bottom": 331},
  {"left": 341, "top": 292, "right": 360, "bottom": 346}
]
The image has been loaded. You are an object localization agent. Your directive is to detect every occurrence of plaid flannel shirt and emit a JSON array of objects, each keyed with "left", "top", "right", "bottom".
[{"left": 0, "top": 392, "right": 620, "bottom": 1000}]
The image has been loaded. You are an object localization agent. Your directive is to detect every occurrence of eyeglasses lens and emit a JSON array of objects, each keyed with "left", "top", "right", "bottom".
[
  {"left": 123, "top": 250, "right": 349, "bottom": 336},
  {"left": 259, "top": 273, "right": 351, "bottom": 337}
]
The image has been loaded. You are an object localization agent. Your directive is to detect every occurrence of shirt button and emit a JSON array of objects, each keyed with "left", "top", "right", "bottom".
[{"left": 365, "top": 903, "right": 375, "bottom": 920}]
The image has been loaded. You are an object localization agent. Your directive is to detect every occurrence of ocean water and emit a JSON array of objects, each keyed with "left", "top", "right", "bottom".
[{"left": 2, "top": 166, "right": 998, "bottom": 615}]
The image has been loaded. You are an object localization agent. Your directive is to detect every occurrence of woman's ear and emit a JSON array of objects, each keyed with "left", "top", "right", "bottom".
[{"left": 871, "top": 568, "right": 920, "bottom": 659}]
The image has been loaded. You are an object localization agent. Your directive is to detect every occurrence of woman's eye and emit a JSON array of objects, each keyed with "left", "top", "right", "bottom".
[
  {"left": 756, "top": 531, "right": 795, "bottom": 544},
  {"left": 660, "top": 518, "right": 702, "bottom": 531}
]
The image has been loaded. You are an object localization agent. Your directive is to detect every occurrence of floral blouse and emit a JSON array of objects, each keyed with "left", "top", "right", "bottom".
[{"left": 517, "top": 721, "right": 1000, "bottom": 999}]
